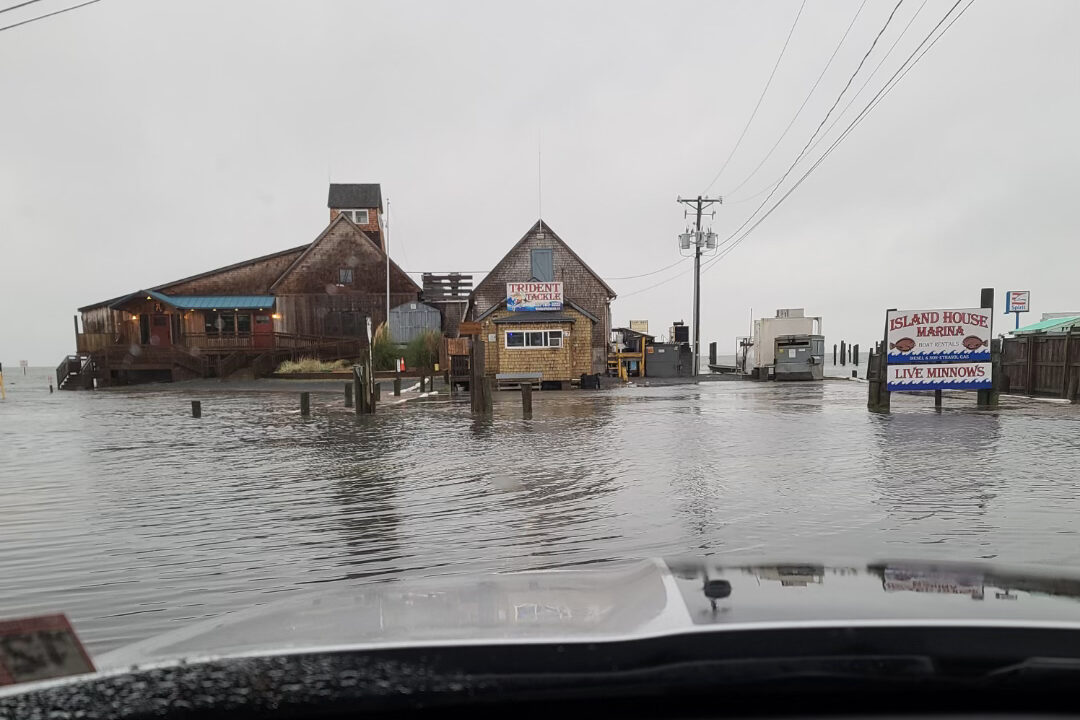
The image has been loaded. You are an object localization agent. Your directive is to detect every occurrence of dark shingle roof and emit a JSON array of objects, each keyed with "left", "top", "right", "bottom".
[{"left": 328, "top": 183, "right": 383, "bottom": 211}]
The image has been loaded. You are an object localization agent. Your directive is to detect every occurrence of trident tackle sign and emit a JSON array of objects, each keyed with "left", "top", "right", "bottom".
[
  {"left": 887, "top": 308, "right": 991, "bottom": 364},
  {"left": 506, "top": 282, "right": 563, "bottom": 312}
]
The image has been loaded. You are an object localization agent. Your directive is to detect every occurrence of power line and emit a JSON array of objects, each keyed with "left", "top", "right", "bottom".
[
  {"left": 617, "top": 262, "right": 696, "bottom": 299},
  {"left": 726, "top": 0, "right": 928, "bottom": 206},
  {"left": 805, "top": 0, "right": 930, "bottom": 158},
  {"left": 0, "top": 0, "right": 101, "bottom": 33},
  {"left": 723, "top": 0, "right": 869, "bottom": 198},
  {"left": 606, "top": 257, "right": 689, "bottom": 280},
  {"left": 629, "top": 0, "right": 971, "bottom": 304},
  {"left": 0, "top": 0, "right": 48, "bottom": 15},
  {"left": 711, "top": 0, "right": 907, "bottom": 253},
  {"left": 701, "top": 0, "right": 807, "bottom": 195},
  {"left": 700, "top": 0, "right": 974, "bottom": 278}
]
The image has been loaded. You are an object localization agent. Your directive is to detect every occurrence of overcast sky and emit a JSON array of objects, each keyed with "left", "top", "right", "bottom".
[{"left": 1, "top": 0, "right": 1077, "bottom": 365}]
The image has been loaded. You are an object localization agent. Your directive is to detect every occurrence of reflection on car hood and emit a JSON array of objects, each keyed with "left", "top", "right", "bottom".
[{"left": 96, "top": 557, "right": 1080, "bottom": 670}]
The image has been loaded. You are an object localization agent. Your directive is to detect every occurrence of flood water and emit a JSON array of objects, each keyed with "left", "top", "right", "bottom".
[{"left": 3, "top": 367, "right": 1080, "bottom": 655}]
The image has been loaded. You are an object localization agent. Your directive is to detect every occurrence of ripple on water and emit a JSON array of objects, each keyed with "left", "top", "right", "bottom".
[{"left": 2, "top": 371, "right": 1080, "bottom": 653}]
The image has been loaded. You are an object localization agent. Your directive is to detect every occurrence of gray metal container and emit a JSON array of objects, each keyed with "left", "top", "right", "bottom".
[
  {"left": 774, "top": 334, "right": 825, "bottom": 381},
  {"left": 389, "top": 301, "right": 442, "bottom": 344},
  {"left": 646, "top": 343, "right": 693, "bottom": 378}
]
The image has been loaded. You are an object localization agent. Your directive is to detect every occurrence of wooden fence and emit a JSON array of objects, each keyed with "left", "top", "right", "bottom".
[{"left": 1001, "top": 331, "right": 1080, "bottom": 398}]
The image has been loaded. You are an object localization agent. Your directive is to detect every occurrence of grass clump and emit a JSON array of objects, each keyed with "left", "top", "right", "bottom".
[{"left": 276, "top": 357, "right": 352, "bottom": 374}]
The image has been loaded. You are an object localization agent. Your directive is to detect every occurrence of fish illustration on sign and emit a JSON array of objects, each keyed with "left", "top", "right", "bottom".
[
  {"left": 962, "top": 335, "right": 988, "bottom": 350},
  {"left": 890, "top": 337, "right": 916, "bottom": 353}
]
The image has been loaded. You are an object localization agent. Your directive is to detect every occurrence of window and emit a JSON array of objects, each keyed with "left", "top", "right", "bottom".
[
  {"left": 531, "top": 248, "right": 554, "bottom": 282},
  {"left": 237, "top": 314, "right": 252, "bottom": 334},
  {"left": 341, "top": 209, "right": 369, "bottom": 224},
  {"left": 338, "top": 267, "right": 354, "bottom": 285},
  {"left": 505, "top": 329, "right": 564, "bottom": 348},
  {"left": 205, "top": 311, "right": 220, "bottom": 335},
  {"left": 222, "top": 313, "right": 236, "bottom": 334}
]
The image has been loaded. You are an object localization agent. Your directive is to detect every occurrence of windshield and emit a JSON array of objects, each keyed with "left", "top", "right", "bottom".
[{"left": 1, "top": 0, "right": 1078, "bottom": 672}]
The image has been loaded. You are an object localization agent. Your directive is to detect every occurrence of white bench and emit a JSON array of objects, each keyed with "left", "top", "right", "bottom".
[{"left": 496, "top": 372, "right": 542, "bottom": 390}]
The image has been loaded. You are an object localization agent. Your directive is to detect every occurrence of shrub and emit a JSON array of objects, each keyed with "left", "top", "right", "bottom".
[
  {"left": 371, "top": 322, "right": 400, "bottom": 371},
  {"left": 405, "top": 329, "right": 442, "bottom": 371}
]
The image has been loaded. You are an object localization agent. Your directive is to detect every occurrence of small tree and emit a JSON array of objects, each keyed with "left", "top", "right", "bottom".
[{"left": 406, "top": 329, "right": 441, "bottom": 371}]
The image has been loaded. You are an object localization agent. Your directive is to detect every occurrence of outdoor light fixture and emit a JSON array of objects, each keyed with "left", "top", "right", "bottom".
[{"left": 272, "top": 313, "right": 281, "bottom": 320}]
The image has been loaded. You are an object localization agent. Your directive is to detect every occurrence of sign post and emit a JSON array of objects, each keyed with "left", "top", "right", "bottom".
[
  {"left": 19, "top": 360, "right": 27, "bottom": 376},
  {"left": 1005, "top": 290, "right": 1030, "bottom": 330}
]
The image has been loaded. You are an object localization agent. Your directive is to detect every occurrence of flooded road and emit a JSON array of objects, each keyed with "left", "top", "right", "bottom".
[{"left": 3, "top": 368, "right": 1080, "bottom": 655}]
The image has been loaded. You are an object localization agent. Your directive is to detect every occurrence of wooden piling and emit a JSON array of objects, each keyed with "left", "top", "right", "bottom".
[
  {"left": 191, "top": 400, "right": 201, "bottom": 418},
  {"left": 833, "top": 344, "right": 837, "bottom": 365},
  {"left": 470, "top": 339, "right": 491, "bottom": 415},
  {"left": 521, "top": 382, "right": 533, "bottom": 418},
  {"left": 977, "top": 287, "right": 995, "bottom": 406},
  {"left": 344, "top": 383, "right": 353, "bottom": 408},
  {"left": 840, "top": 340, "right": 846, "bottom": 366},
  {"left": 988, "top": 337, "right": 1002, "bottom": 406},
  {"left": 1069, "top": 374, "right": 1079, "bottom": 404},
  {"left": 300, "top": 392, "right": 310, "bottom": 416},
  {"left": 935, "top": 389, "right": 942, "bottom": 409},
  {"left": 354, "top": 364, "right": 370, "bottom": 415},
  {"left": 394, "top": 377, "right": 402, "bottom": 396},
  {"left": 868, "top": 310, "right": 894, "bottom": 414},
  {"left": 852, "top": 370, "right": 857, "bottom": 379},
  {"left": 853, "top": 344, "right": 859, "bottom": 366},
  {"left": 375, "top": 382, "right": 381, "bottom": 401}
]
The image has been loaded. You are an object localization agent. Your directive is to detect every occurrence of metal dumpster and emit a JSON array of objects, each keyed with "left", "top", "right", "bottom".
[{"left": 774, "top": 334, "right": 824, "bottom": 381}]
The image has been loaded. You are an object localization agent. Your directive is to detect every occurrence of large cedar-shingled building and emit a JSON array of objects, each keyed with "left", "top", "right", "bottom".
[{"left": 62, "top": 184, "right": 420, "bottom": 388}]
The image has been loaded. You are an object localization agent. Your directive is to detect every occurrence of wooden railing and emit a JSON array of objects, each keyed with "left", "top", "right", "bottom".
[{"left": 180, "top": 333, "right": 257, "bottom": 350}]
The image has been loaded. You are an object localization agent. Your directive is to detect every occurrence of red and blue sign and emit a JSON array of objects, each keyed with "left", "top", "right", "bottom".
[{"left": 886, "top": 308, "right": 992, "bottom": 391}]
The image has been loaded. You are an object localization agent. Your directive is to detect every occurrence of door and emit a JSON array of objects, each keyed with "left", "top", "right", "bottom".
[
  {"left": 253, "top": 314, "right": 274, "bottom": 349},
  {"left": 149, "top": 314, "right": 171, "bottom": 346}
]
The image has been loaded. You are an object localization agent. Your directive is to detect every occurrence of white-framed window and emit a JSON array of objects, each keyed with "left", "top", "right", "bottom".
[
  {"left": 341, "top": 209, "right": 369, "bottom": 224},
  {"left": 505, "top": 329, "right": 563, "bottom": 348}
]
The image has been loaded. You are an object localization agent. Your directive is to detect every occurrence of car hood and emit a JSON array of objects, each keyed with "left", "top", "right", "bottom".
[{"left": 95, "top": 557, "right": 1080, "bottom": 671}]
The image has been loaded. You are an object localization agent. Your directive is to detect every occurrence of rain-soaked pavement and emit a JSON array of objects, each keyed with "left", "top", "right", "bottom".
[{"left": 2, "top": 367, "right": 1079, "bottom": 655}]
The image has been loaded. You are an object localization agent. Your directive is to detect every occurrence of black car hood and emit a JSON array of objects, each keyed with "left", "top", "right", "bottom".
[{"left": 91, "top": 557, "right": 1080, "bottom": 672}]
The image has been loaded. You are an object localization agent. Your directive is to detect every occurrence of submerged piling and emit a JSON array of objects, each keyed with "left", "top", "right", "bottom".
[
  {"left": 191, "top": 400, "right": 201, "bottom": 418},
  {"left": 521, "top": 383, "right": 533, "bottom": 418},
  {"left": 300, "top": 392, "right": 310, "bottom": 416},
  {"left": 344, "top": 383, "right": 353, "bottom": 408}
]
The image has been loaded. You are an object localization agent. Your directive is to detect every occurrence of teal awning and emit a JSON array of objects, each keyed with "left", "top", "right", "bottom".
[
  {"left": 169, "top": 296, "right": 276, "bottom": 310},
  {"left": 109, "top": 291, "right": 275, "bottom": 311},
  {"left": 1012, "top": 316, "right": 1080, "bottom": 335}
]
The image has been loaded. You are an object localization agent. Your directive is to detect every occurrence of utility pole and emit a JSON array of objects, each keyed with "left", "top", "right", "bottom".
[{"left": 677, "top": 195, "right": 721, "bottom": 376}]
